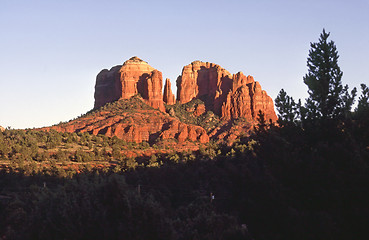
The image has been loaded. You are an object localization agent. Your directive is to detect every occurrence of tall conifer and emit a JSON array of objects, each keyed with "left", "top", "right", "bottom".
[{"left": 303, "top": 29, "right": 350, "bottom": 120}]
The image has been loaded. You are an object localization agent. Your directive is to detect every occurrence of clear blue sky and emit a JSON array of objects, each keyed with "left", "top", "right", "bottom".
[{"left": 1, "top": 0, "right": 368, "bottom": 129}]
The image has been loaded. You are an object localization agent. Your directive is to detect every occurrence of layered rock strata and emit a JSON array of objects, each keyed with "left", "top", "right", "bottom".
[
  {"left": 176, "top": 61, "right": 233, "bottom": 115},
  {"left": 177, "top": 61, "right": 277, "bottom": 122},
  {"left": 48, "top": 57, "right": 277, "bottom": 145},
  {"left": 44, "top": 100, "right": 209, "bottom": 144},
  {"left": 94, "top": 57, "right": 165, "bottom": 112}
]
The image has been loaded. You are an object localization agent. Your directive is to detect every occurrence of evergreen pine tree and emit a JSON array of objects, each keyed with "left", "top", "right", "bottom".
[
  {"left": 256, "top": 110, "right": 267, "bottom": 131},
  {"left": 356, "top": 84, "right": 369, "bottom": 118},
  {"left": 355, "top": 84, "right": 369, "bottom": 143},
  {"left": 275, "top": 89, "right": 298, "bottom": 125},
  {"left": 303, "top": 29, "right": 354, "bottom": 120}
]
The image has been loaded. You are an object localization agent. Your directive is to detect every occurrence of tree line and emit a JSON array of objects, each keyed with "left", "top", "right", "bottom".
[{"left": 0, "top": 30, "right": 368, "bottom": 239}]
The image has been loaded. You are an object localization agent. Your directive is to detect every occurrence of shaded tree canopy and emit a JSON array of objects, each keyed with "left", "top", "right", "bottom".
[{"left": 303, "top": 29, "right": 356, "bottom": 120}]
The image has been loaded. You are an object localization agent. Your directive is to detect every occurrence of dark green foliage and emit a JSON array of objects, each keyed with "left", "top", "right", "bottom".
[
  {"left": 0, "top": 126, "right": 157, "bottom": 173},
  {"left": 84, "top": 94, "right": 157, "bottom": 118},
  {"left": 165, "top": 98, "right": 221, "bottom": 131},
  {"left": 303, "top": 29, "right": 356, "bottom": 120},
  {"left": 54, "top": 149, "right": 68, "bottom": 162},
  {"left": 9, "top": 175, "right": 174, "bottom": 240},
  {"left": 1, "top": 119, "right": 368, "bottom": 239},
  {"left": 256, "top": 110, "right": 267, "bottom": 131},
  {"left": 356, "top": 84, "right": 369, "bottom": 118},
  {"left": 0, "top": 29, "right": 368, "bottom": 240},
  {"left": 249, "top": 119, "right": 369, "bottom": 239},
  {"left": 267, "top": 29, "right": 369, "bottom": 239},
  {"left": 354, "top": 84, "right": 369, "bottom": 145},
  {"left": 74, "top": 148, "right": 93, "bottom": 162},
  {"left": 275, "top": 88, "right": 300, "bottom": 125},
  {"left": 275, "top": 29, "right": 361, "bottom": 137}
]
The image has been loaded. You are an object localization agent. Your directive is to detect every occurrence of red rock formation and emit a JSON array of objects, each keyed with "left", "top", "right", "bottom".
[
  {"left": 160, "top": 121, "right": 209, "bottom": 143},
  {"left": 94, "top": 58, "right": 276, "bottom": 122},
  {"left": 221, "top": 85, "right": 253, "bottom": 120},
  {"left": 163, "top": 78, "right": 176, "bottom": 105},
  {"left": 94, "top": 57, "right": 165, "bottom": 112},
  {"left": 94, "top": 65, "right": 122, "bottom": 109},
  {"left": 47, "top": 58, "right": 278, "bottom": 147},
  {"left": 177, "top": 61, "right": 277, "bottom": 122},
  {"left": 176, "top": 61, "right": 233, "bottom": 115},
  {"left": 43, "top": 98, "right": 209, "bottom": 144},
  {"left": 251, "top": 81, "right": 277, "bottom": 122},
  {"left": 144, "top": 70, "right": 165, "bottom": 112},
  {"left": 221, "top": 73, "right": 277, "bottom": 122},
  {"left": 119, "top": 57, "right": 155, "bottom": 100},
  {"left": 194, "top": 104, "right": 206, "bottom": 117}
]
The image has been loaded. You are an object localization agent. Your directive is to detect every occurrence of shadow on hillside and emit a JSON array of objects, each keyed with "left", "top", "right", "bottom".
[
  {"left": 0, "top": 154, "right": 259, "bottom": 240},
  {"left": 1, "top": 140, "right": 367, "bottom": 240}
]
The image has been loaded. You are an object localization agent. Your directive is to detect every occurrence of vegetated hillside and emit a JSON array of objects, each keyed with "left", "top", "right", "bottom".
[
  {"left": 61, "top": 56, "right": 277, "bottom": 147},
  {"left": 43, "top": 95, "right": 209, "bottom": 147},
  {"left": 44, "top": 94, "right": 256, "bottom": 149},
  {"left": 0, "top": 30, "right": 368, "bottom": 240},
  {"left": 1, "top": 112, "right": 368, "bottom": 239},
  {"left": 1, "top": 85, "right": 368, "bottom": 240},
  {"left": 166, "top": 98, "right": 255, "bottom": 144}
]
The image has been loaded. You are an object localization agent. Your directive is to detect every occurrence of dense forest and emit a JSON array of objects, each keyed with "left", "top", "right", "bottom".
[{"left": 0, "top": 30, "right": 368, "bottom": 239}]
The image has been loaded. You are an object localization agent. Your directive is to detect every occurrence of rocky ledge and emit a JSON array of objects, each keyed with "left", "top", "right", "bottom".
[{"left": 48, "top": 57, "right": 277, "bottom": 145}]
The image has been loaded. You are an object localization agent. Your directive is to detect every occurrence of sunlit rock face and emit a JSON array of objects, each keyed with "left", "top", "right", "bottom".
[
  {"left": 83, "top": 57, "right": 278, "bottom": 145},
  {"left": 94, "top": 56, "right": 164, "bottom": 112},
  {"left": 221, "top": 73, "right": 277, "bottom": 122},
  {"left": 177, "top": 61, "right": 277, "bottom": 122},
  {"left": 42, "top": 104, "right": 209, "bottom": 144},
  {"left": 176, "top": 61, "right": 233, "bottom": 116},
  {"left": 163, "top": 78, "right": 176, "bottom": 105}
]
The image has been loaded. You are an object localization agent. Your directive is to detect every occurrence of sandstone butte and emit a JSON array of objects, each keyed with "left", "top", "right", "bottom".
[
  {"left": 44, "top": 57, "right": 277, "bottom": 145},
  {"left": 94, "top": 56, "right": 165, "bottom": 112},
  {"left": 177, "top": 61, "right": 277, "bottom": 122}
]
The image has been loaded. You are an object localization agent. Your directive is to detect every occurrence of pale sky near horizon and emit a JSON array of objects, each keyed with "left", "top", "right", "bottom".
[{"left": 1, "top": 0, "right": 368, "bottom": 129}]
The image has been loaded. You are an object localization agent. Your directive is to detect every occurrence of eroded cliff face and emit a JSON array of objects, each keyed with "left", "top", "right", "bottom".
[
  {"left": 44, "top": 98, "right": 209, "bottom": 144},
  {"left": 177, "top": 61, "right": 277, "bottom": 122},
  {"left": 94, "top": 57, "right": 164, "bottom": 112},
  {"left": 221, "top": 73, "right": 277, "bottom": 122},
  {"left": 144, "top": 70, "right": 165, "bottom": 112},
  {"left": 94, "top": 65, "right": 122, "bottom": 109},
  {"left": 163, "top": 78, "right": 176, "bottom": 105},
  {"left": 176, "top": 61, "right": 233, "bottom": 115},
  {"left": 50, "top": 57, "right": 277, "bottom": 146}
]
